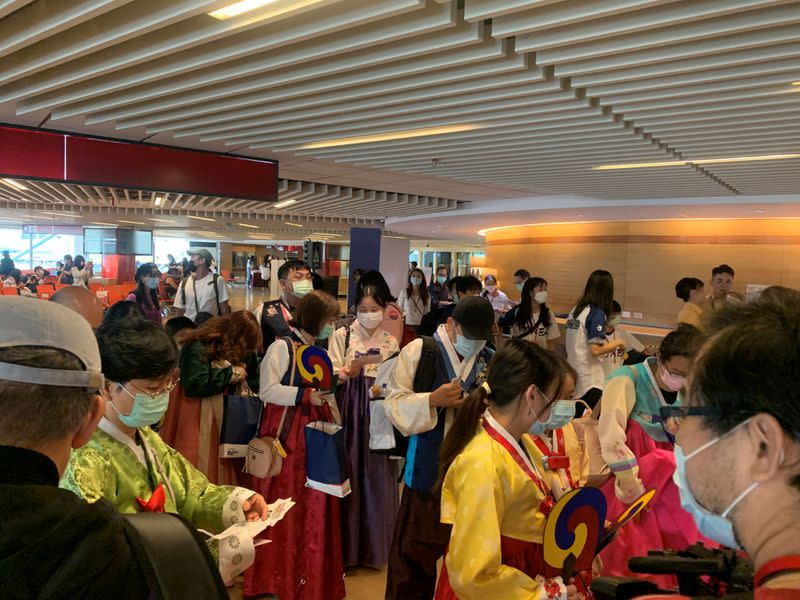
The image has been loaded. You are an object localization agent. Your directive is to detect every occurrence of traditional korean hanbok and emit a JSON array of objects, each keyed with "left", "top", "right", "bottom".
[
  {"left": 435, "top": 411, "right": 567, "bottom": 600},
  {"left": 328, "top": 321, "right": 400, "bottom": 568},
  {"left": 244, "top": 332, "right": 346, "bottom": 600},
  {"left": 61, "top": 417, "right": 253, "bottom": 532},
  {"left": 598, "top": 358, "right": 704, "bottom": 587},
  {"left": 527, "top": 422, "right": 588, "bottom": 500},
  {"left": 160, "top": 340, "right": 259, "bottom": 486}
]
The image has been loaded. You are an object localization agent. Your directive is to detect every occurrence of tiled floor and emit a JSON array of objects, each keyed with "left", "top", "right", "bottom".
[
  {"left": 227, "top": 568, "right": 387, "bottom": 600},
  {"left": 226, "top": 284, "right": 389, "bottom": 599}
]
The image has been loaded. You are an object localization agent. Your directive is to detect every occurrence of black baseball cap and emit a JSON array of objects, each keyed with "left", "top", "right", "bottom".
[{"left": 452, "top": 295, "right": 495, "bottom": 340}]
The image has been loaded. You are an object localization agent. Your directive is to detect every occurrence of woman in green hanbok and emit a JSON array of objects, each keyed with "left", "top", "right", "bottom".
[{"left": 61, "top": 317, "right": 267, "bottom": 544}]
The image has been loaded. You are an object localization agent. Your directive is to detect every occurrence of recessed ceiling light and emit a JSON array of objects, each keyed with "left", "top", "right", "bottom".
[
  {"left": 208, "top": 0, "right": 280, "bottom": 20},
  {"left": 285, "top": 221, "right": 303, "bottom": 228},
  {"left": 149, "top": 218, "right": 176, "bottom": 223},
  {"left": 187, "top": 215, "right": 215, "bottom": 222},
  {"left": 273, "top": 199, "right": 297, "bottom": 209},
  {"left": 118, "top": 220, "right": 145, "bottom": 225},
  {"left": 154, "top": 196, "right": 163, "bottom": 206},
  {"left": 301, "top": 124, "right": 483, "bottom": 149},
  {"left": 2, "top": 178, "right": 28, "bottom": 191},
  {"left": 593, "top": 153, "right": 800, "bottom": 170},
  {"left": 239, "top": 223, "right": 259, "bottom": 229}
]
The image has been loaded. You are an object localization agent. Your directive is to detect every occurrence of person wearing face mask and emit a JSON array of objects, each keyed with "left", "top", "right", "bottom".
[
  {"left": 328, "top": 284, "right": 400, "bottom": 569},
  {"left": 174, "top": 249, "right": 231, "bottom": 322},
  {"left": 596, "top": 323, "right": 705, "bottom": 587},
  {"left": 434, "top": 339, "right": 580, "bottom": 600},
  {"left": 671, "top": 287, "right": 800, "bottom": 597},
  {"left": 513, "top": 268, "right": 531, "bottom": 294},
  {"left": 510, "top": 277, "right": 561, "bottom": 351},
  {"left": 384, "top": 296, "right": 495, "bottom": 600},
  {"left": 126, "top": 263, "right": 163, "bottom": 324},
  {"left": 436, "top": 275, "right": 483, "bottom": 328},
  {"left": 397, "top": 267, "right": 432, "bottom": 333},
  {"left": 245, "top": 290, "right": 345, "bottom": 600},
  {"left": 481, "top": 274, "right": 512, "bottom": 317},
  {"left": 61, "top": 318, "right": 269, "bottom": 581},
  {"left": 429, "top": 266, "right": 452, "bottom": 309},
  {"left": 528, "top": 359, "right": 588, "bottom": 500},
  {"left": 159, "top": 311, "right": 261, "bottom": 485},
  {"left": 600, "top": 300, "right": 649, "bottom": 378},
  {"left": 253, "top": 259, "right": 314, "bottom": 351}
]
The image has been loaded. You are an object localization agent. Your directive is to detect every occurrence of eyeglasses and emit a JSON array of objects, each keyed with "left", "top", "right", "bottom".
[{"left": 122, "top": 380, "right": 177, "bottom": 399}]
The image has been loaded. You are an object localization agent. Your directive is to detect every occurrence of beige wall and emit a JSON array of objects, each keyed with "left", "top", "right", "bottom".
[{"left": 486, "top": 219, "right": 800, "bottom": 328}]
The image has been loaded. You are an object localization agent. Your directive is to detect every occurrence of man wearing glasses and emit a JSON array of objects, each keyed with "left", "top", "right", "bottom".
[{"left": 669, "top": 287, "right": 800, "bottom": 597}]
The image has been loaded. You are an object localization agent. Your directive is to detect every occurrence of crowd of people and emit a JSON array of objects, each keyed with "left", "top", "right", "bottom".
[{"left": 2, "top": 250, "right": 800, "bottom": 600}]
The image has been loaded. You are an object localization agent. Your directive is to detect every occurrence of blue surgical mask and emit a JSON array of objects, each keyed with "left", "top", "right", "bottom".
[
  {"left": 437, "top": 276, "right": 447, "bottom": 285},
  {"left": 410, "top": 277, "right": 422, "bottom": 287},
  {"left": 673, "top": 420, "right": 758, "bottom": 550},
  {"left": 515, "top": 283, "right": 524, "bottom": 292},
  {"left": 111, "top": 384, "right": 170, "bottom": 429},
  {"left": 318, "top": 324, "right": 335, "bottom": 340},
  {"left": 453, "top": 334, "right": 485, "bottom": 358},
  {"left": 291, "top": 279, "right": 313, "bottom": 299},
  {"left": 144, "top": 276, "right": 160, "bottom": 290},
  {"left": 528, "top": 396, "right": 576, "bottom": 436}
]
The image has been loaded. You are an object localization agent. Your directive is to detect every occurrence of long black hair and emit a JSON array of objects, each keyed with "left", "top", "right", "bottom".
[
  {"left": 437, "top": 339, "right": 564, "bottom": 491},
  {"left": 515, "top": 277, "right": 552, "bottom": 334},
  {"left": 356, "top": 270, "right": 396, "bottom": 305},
  {"left": 406, "top": 268, "right": 430, "bottom": 304},
  {"left": 574, "top": 269, "right": 614, "bottom": 318},
  {"left": 133, "top": 262, "right": 160, "bottom": 308}
]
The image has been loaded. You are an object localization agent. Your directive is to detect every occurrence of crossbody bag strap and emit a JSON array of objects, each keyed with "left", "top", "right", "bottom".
[{"left": 276, "top": 337, "right": 300, "bottom": 443}]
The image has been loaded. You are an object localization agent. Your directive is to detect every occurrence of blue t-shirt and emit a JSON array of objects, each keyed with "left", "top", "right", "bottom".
[{"left": 585, "top": 305, "right": 607, "bottom": 345}]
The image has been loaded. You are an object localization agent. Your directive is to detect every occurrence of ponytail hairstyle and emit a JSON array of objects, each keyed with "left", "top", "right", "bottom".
[
  {"left": 436, "top": 338, "right": 564, "bottom": 491},
  {"left": 514, "top": 276, "right": 552, "bottom": 333}
]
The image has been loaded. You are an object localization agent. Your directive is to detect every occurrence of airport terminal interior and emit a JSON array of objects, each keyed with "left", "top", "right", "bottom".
[{"left": 1, "top": 1, "right": 800, "bottom": 599}]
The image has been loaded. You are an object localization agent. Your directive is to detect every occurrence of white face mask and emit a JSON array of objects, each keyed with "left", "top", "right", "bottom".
[
  {"left": 485, "top": 285, "right": 497, "bottom": 293},
  {"left": 356, "top": 311, "right": 383, "bottom": 330},
  {"left": 534, "top": 290, "right": 548, "bottom": 304}
]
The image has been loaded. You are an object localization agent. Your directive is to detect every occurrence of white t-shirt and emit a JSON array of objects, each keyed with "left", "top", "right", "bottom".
[
  {"left": 397, "top": 288, "right": 431, "bottom": 326},
  {"left": 71, "top": 267, "right": 90, "bottom": 289},
  {"left": 173, "top": 271, "right": 230, "bottom": 321},
  {"left": 481, "top": 289, "right": 512, "bottom": 314},
  {"left": 510, "top": 311, "right": 561, "bottom": 349},
  {"left": 565, "top": 304, "right": 607, "bottom": 398},
  {"left": 600, "top": 327, "right": 645, "bottom": 378}
]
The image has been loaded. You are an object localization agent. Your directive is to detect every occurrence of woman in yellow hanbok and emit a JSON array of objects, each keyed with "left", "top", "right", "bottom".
[{"left": 435, "top": 339, "right": 579, "bottom": 600}]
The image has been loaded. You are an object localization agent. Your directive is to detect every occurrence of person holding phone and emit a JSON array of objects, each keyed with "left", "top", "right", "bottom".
[{"left": 328, "top": 282, "right": 400, "bottom": 569}]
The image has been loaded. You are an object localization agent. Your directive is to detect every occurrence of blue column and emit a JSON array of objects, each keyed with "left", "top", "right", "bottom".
[{"left": 348, "top": 227, "right": 382, "bottom": 306}]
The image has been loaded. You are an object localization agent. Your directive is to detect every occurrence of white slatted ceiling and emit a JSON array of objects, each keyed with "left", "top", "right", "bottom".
[
  {"left": 0, "top": 0, "right": 797, "bottom": 207},
  {"left": 0, "top": 177, "right": 457, "bottom": 228}
]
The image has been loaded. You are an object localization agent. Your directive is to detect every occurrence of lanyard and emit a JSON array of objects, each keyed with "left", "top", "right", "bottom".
[
  {"left": 532, "top": 430, "right": 576, "bottom": 490},
  {"left": 482, "top": 419, "right": 554, "bottom": 515},
  {"left": 755, "top": 556, "right": 800, "bottom": 588}
]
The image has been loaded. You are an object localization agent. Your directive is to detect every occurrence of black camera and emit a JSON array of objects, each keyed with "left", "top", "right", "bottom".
[{"left": 591, "top": 544, "right": 753, "bottom": 599}]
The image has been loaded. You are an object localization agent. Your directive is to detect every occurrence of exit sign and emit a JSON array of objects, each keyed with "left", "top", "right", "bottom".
[{"left": 22, "top": 225, "right": 38, "bottom": 234}]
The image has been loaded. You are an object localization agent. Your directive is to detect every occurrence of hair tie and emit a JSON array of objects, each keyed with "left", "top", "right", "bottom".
[{"left": 481, "top": 381, "right": 492, "bottom": 395}]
